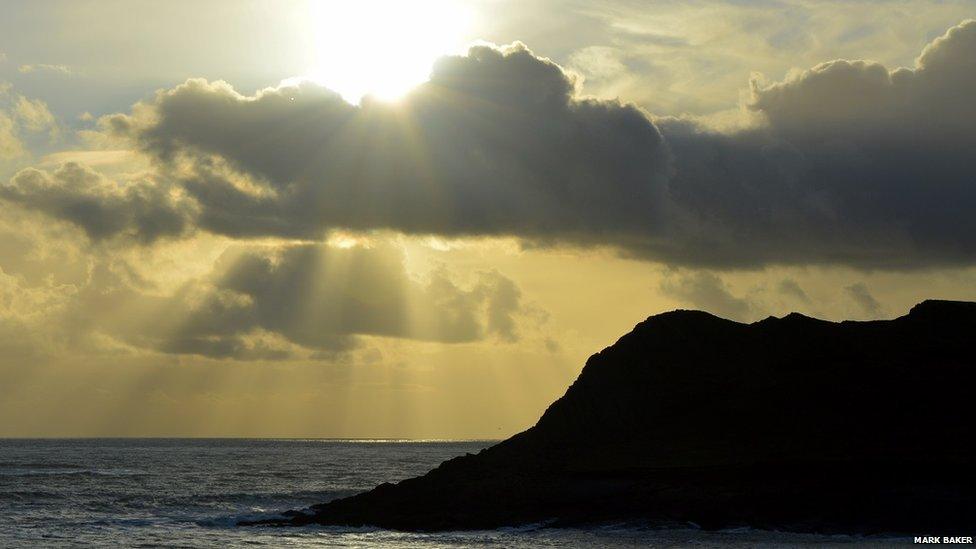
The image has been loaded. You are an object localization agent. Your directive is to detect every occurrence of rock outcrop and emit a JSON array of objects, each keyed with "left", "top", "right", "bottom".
[{"left": 251, "top": 300, "right": 976, "bottom": 534}]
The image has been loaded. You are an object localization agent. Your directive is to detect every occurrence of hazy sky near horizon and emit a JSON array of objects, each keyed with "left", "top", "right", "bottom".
[{"left": 1, "top": 0, "right": 975, "bottom": 437}]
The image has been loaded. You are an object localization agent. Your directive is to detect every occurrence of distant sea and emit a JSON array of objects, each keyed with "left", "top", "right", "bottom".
[{"left": 0, "top": 439, "right": 910, "bottom": 547}]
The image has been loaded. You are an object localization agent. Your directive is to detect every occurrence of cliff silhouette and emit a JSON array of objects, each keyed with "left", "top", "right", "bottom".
[{"left": 252, "top": 300, "right": 976, "bottom": 534}]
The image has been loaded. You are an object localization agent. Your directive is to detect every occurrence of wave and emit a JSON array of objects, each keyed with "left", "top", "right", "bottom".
[
  {"left": 0, "top": 468, "right": 149, "bottom": 477},
  {"left": 198, "top": 510, "right": 294, "bottom": 528},
  {"left": 203, "top": 489, "right": 348, "bottom": 501},
  {"left": 0, "top": 490, "right": 65, "bottom": 501},
  {"left": 0, "top": 461, "right": 84, "bottom": 469}
]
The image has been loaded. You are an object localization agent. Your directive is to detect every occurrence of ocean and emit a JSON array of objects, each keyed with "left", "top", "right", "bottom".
[{"left": 0, "top": 439, "right": 909, "bottom": 547}]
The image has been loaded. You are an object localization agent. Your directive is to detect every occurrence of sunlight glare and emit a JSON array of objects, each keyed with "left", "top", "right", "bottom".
[{"left": 307, "top": 0, "right": 472, "bottom": 103}]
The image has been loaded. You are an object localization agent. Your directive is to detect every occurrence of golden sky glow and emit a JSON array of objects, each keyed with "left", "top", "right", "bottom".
[{"left": 1, "top": 1, "right": 975, "bottom": 438}]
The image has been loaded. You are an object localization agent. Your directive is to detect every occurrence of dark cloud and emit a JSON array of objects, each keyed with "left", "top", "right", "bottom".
[
  {"left": 125, "top": 43, "right": 668, "bottom": 244},
  {"left": 10, "top": 22, "right": 976, "bottom": 269},
  {"left": 753, "top": 19, "right": 976, "bottom": 139},
  {"left": 90, "top": 242, "right": 527, "bottom": 360},
  {"left": 0, "top": 162, "right": 194, "bottom": 243},
  {"left": 642, "top": 19, "right": 976, "bottom": 268}
]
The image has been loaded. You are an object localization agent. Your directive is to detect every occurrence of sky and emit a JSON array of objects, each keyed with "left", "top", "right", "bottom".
[{"left": 1, "top": 0, "right": 975, "bottom": 438}]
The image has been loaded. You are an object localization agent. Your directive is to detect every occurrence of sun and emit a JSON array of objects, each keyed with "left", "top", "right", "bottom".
[{"left": 306, "top": 0, "right": 473, "bottom": 103}]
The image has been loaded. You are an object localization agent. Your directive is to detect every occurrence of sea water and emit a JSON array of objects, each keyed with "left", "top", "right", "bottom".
[{"left": 0, "top": 439, "right": 909, "bottom": 547}]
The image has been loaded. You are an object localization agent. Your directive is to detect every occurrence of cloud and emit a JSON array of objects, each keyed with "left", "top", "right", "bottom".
[
  {"left": 777, "top": 278, "right": 811, "bottom": 304},
  {"left": 214, "top": 243, "right": 523, "bottom": 348},
  {"left": 0, "top": 222, "right": 529, "bottom": 363},
  {"left": 751, "top": 18, "right": 976, "bottom": 138},
  {"left": 0, "top": 112, "right": 24, "bottom": 160},
  {"left": 38, "top": 149, "right": 141, "bottom": 171},
  {"left": 0, "top": 248, "right": 84, "bottom": 361},
  {"left": 480, "top": 270, "right": 522, "bottom": 342},
  {"left": 11, "top": 22, "right": 976, "bottom": 269},
  {"left": 644, "top": 19, "right": 976, "bottom": 268},
  {"left": 110, "top": 42, "right": 668, "bottom": 246},
  {"left": 14, "top": 96, "right": 57, "bottom": 134},
  {"left": 97, "top": 241, "right": 527, "bottom": 359},
  {"left": 660, "top": 271, "right": 751, "bottom": 321},
  {"left": 569, "top": 46, "right": 631, "bottom": 81},
  {"left": 0, "top": 88, "right": 59, "bottom": 161},
  {"left": 845, "top": 282, "right": 883, "bottom": 317},
  {"left": 18, "top": 64, "right": 71, "bottom": 75},
  {"left": 0, "top": 162, "right": 194, "bottom": 243}
]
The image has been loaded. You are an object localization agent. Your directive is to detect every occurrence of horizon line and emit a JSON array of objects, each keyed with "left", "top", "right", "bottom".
[{"left": 0, "top": 436, "right": 504, "bottom": 442}]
